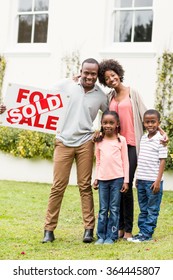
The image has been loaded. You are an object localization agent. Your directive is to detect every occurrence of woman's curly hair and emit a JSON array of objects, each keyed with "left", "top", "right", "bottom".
[{"left": 98, "top": 59, "right": 125, "bottom": 86}]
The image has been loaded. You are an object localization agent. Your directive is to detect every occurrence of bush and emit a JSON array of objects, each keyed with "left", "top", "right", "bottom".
[
  {"left": 155, "top": 51, "right": 173, "bottom": 170},
  {"left": 166, "top": 135, "right": 173, "bottom": 170},
  {"left": 0, "top": 126, "right": 55, "bottom": 159}
]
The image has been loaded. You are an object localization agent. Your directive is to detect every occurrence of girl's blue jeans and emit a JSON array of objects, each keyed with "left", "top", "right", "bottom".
[{"left": 97, "top": 178, "right": 123, "bottom": 241}]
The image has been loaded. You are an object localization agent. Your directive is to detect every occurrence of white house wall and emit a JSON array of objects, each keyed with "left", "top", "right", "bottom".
[
  {"left": 1, "top": 0, "right": 106, "bottom": 92},
  {"left": 0, "top": 0, "right": 173, "bottom": 107},
  {"left": 0, "top": 0, "right": 173, "bottom": 184}
]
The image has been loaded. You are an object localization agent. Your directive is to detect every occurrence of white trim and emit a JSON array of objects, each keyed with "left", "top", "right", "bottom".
[
  {"left": 4, "top": 43, "right": 51, "bottom": 57},
  {"left": 4, "top": 50, "right": 51, "bottom": 57},
  {"left": 112, "top": 7, "right": 153, "bottom": 12},
  {"left": 99, "top": 42, "right": 156, "bottom": 58},
  {"left": 17, "top": 11, "right": 49, "bottom": 15},
  {"left": 7, "top": 0, "right": 49, "bottom": 52},
  {"left": 99, "top": 50, "right": 156, "bottom": 58},
  {"left": 102, "top": 0, "right": 154, "bottom": 54}
]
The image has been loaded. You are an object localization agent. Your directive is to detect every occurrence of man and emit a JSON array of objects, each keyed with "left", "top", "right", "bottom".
[{"left": 42, "top": 58, "right": 108, "bottom": 243}]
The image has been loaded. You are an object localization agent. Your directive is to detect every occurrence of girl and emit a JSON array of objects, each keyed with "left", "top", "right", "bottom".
[{"left": 93, "top": 110, "right": 129, "bottom": 244}]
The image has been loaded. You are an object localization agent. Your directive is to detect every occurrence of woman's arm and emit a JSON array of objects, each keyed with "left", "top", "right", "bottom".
[{"left": 158, "top": 127, "right": 169, "bottom": 144}]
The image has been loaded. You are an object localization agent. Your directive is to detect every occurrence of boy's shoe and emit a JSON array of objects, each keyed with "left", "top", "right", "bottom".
[
  {"left": 131, "top": 235, "right": 152, "bottom": 243},
  {"left": 104, "top": 238, "right": 114, "bottom": 244},
  {"left": 127, "top": 233, "right": 142, "bottom": 242},
  {"left": 95, "top": 238, "right": 104, "bottom": 245}
]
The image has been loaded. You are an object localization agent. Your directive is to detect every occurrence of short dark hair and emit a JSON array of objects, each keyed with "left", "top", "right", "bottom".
[
  {"left": 98, "top": 59, "right": 125, "bottom": 86},
  {"left": 82, "top": 58, "right": 99, "bottom": 67},
  {"left": 144, "top": 109, "right": 161, "bottom": 121}
]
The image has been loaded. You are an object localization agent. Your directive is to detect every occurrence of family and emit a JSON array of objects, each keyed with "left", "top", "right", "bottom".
[{"left": 0, "top": 57, "right": 168, "bottom": 244}]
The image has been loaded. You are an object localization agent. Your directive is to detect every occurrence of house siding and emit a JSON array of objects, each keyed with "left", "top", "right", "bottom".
[{"left": 0, "top": 0, "right": 173, "bottom": 107}]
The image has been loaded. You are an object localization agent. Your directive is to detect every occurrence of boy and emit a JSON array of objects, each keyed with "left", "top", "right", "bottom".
[{"left": 129, "top": 109, "right": 168, "bottom": 242}]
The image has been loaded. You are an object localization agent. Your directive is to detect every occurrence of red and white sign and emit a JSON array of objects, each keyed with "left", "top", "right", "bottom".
[{"left": 0, "top": 83, "right": 69, "bottom": 134}]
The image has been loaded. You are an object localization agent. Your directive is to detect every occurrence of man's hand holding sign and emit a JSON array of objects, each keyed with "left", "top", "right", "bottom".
[{"left": 0, "top": 83, "right": 69, "bottom": 134}]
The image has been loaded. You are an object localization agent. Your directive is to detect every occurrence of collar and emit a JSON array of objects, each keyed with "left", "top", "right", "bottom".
[
  {"left": 78, "top": 79, "right": 98, "bottom": 92},
  {"left": 144, "top": 131, "right": 162, "bottom": 141}
]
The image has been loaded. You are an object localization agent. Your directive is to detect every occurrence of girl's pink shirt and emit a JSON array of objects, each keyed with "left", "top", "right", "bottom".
[
  {"left": 109, "top": 95, "right": 136, "bottom": 146},
  {"left": 95, "top": 136, "right": 129, "bottom": 183}
]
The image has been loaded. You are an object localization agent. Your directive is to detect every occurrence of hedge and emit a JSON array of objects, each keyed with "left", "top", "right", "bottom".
[{"left": 0, "top": 126, "right": 55, "bottom": 160}]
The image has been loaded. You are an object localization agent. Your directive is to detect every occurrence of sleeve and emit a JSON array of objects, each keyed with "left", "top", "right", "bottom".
[
  {"left": 100, "top": 94, "right": 109, "bottom": 113},
  {"left": 92, "top": 94, "right": 108, "bottom": 131},
  {"left": 50, "top": 78, "right": 71, "bottom": 91},
  {"left": 130, "top": 88, "right": 148, "bottom": 154},
  {"left": 134, "top": 89, "right": 147, "bottom": 122},
  {"left": 120, "top": 136, "right": 129, "bottom": 183},
  {"left": 95, "top": 143, "right": 100, "bottom": 179},
  {"left": 92, "top": 110, "right": 103, "bottom": 131},
  {"left": 159, "top": 139, "right": 168, "bottom": 159}
]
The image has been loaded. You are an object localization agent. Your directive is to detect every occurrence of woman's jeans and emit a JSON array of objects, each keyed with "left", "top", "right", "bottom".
[
  {"left": 137, "top": 180, "right": 163, "bottom": 238},
  {"left": 97, "top": 178, "right": 123, "bottom": 241}
]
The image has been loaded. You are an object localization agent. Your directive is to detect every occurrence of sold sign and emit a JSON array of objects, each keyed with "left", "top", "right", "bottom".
[
  {"left": 7, "top": 94, "right": 63, "bottom": 123},
  {"left": 0, "top": 83, "right": 69, "bottom": 134}
]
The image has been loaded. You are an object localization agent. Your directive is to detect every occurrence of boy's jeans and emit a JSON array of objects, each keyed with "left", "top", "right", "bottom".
[
  {"left": 137, "top": 180, "right": 163, "bottom": 238},
  {"left": 97, "top": 178, "right": 123, "bottom": 241}
]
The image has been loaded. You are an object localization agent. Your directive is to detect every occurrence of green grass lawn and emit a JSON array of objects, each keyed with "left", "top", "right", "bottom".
[{"left": 0, "top": 180, "right": 173, "bottom": 260}]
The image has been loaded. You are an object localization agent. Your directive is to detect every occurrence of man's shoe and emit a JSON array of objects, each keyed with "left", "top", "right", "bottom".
[
  {"left": 83, "top": 229, "right": 94, "bottom": 243},
  {"left": 42, "top": 230, "right": 55, "bottom": 243}
]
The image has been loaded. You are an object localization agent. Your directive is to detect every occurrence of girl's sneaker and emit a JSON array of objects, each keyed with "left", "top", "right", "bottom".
[
  {"left": 95, "top": 238, "right": 104, "bottom": 245},
  {"left": 104, "top": 238, "right": 114, "bottom": 244}
]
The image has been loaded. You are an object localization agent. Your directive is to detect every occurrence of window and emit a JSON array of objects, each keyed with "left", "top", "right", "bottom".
[
  {"left": 17, "top": 0, "right": 49, "bottom": 43},
  {"left": 113, "top": 0, "right": 153, "bottom": 42}
]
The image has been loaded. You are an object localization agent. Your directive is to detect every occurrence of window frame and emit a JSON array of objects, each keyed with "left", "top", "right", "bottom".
[
  {"left": 113, "top": 5, "right": 153, "bottom": 43},
  {"left": 17, "top": 0, "right": 49, "bottom": 44},
  {"left": 5, "top": 0, "right": 50, "bottom": 55},
  {"left": 101, "top": 0, "right": 156, "bottom": 57}
]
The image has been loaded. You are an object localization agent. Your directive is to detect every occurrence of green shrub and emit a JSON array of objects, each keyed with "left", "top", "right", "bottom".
[
  {"left": 155, "top": 51, "right": 173, "bottom": 170},
  {"left": 1, "top": 55, "right": 55, "bottom": 160},
  {"left": 166, "top": 134, "right": 173, "bottom": 170},
  {"left": 0, "top": 55, "right": 6, "bottom": 103},
  {"left": 0, "top": 126, "right": 55, "bottom": 159}
]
